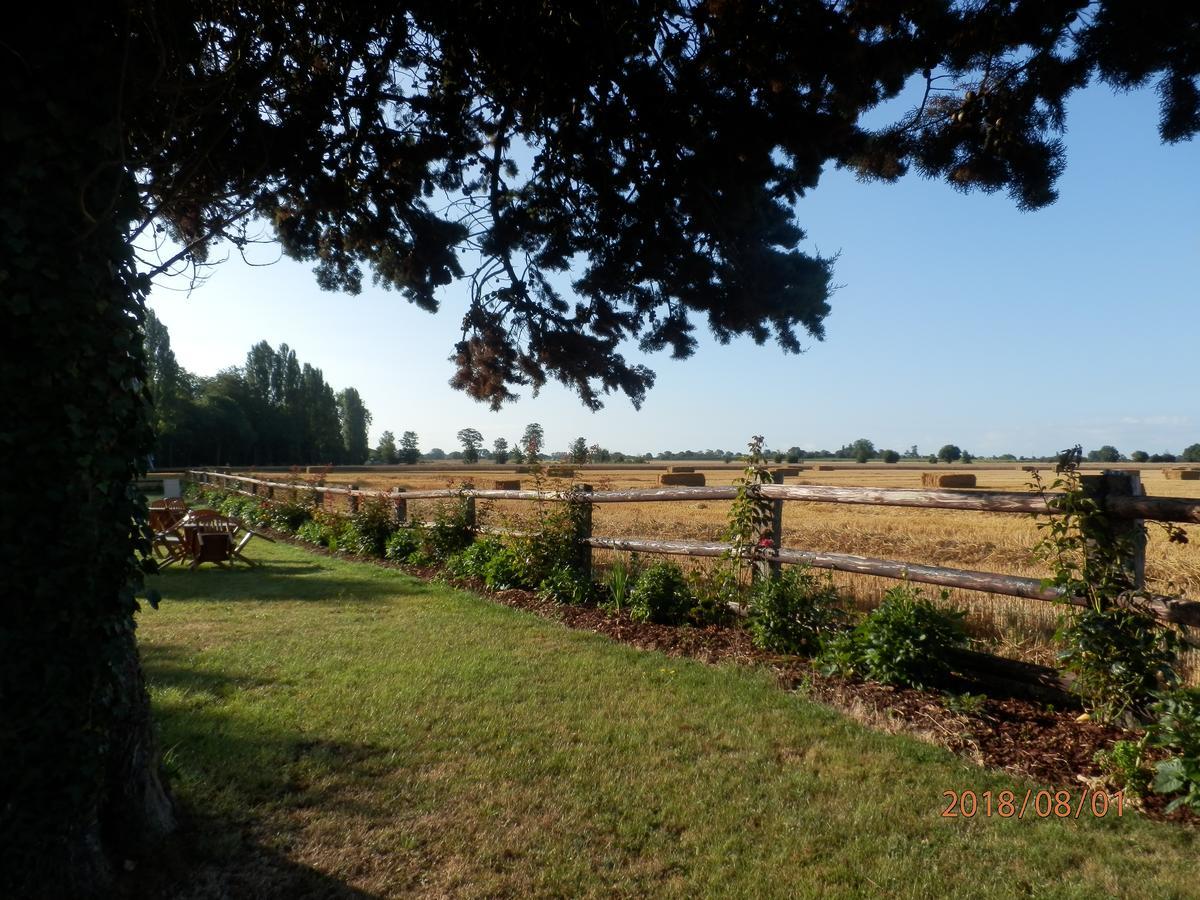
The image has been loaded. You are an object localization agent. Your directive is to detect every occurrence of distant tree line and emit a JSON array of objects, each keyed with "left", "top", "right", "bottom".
[{"left": 143, "top": 310, "right": 372, "bottom": 466}]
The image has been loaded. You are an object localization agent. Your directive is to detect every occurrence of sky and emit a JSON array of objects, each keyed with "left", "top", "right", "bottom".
[{"left": 148, "top": 82, "right": 1198, "bottom": 458}]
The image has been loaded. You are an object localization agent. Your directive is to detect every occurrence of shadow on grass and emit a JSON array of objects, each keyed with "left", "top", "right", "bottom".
[
  {"left": 149, "top": 556, "right": 440, "bottom": 605},
  {"left": 131, "top": 654, "right": 402, "bottom": 898}
]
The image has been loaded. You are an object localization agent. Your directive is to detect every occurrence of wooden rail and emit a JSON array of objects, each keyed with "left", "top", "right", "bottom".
[{"left": 185, "top": 469, "right": 1199, "bottom": 627}]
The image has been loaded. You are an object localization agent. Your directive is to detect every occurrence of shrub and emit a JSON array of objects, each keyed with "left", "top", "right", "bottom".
[
  {"left": 539, "top": 564, "right": 592, "bottom": 605},
  {"left": 296, "top": 519, "right": 326, "bottom": 546},
  {"left": 385, "top": 527, "right": 424, "bottom": 563},
  {"left": 1056, "top": 607, "right": 1178, "bottom": 721},
  {"left": 820, "top": 585, "right": 967, "bottom": 688},
  {"left": 423, "top": 497, "right": 474, "bottom": 561},
  {"left": 1147, "top": 689, "right": 1200, "bottom": 813},
  {"left": 267, "top": 498, "right": 313, "bottom": 533},
  {"left": 445, "top": 537, "right": 505, "bottom": 580},
  {"left": 482, "top": 546, "right": 526, "bottom": 590},
  {"left": 748, "top": 567, "right": 843, "bottom": 654},
  {"left": 343, "top": 499, "right": 396, "bottom": 558},
  {"left": 629, "top": 562, "right": 694, "bottom": 625}
]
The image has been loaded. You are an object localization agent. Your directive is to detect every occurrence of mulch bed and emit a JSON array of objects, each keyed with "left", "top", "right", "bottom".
[{"left": 247, "top": 527, "right": 1195, "bottom": 824}]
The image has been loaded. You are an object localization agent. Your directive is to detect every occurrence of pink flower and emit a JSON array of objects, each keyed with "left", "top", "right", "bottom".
[{"left": 757, "top": 537, "right": 774, "bottom": 548}]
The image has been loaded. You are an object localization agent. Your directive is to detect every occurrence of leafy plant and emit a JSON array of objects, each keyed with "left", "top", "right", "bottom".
[
  {"left": 445, "top": 537, "right": 505, "bottom": 580},
  {"left": 1093, "top": 739, "right": 1151, "bottom": 798},
  {"left": 385, "top": 527, "right": 424, "bottom": 564},
  {"left": 344, "top": 498, "right": 396, "bottom": 558},
  {"left": 482, "top": 546, "right": 526, "bottom": 590},
  {"left": 268, "top": 497, "right": 313, "bottom": 532},
  {"left": 1056, "top": 606, "right": 1178, "bottom": 722},
  {"left": 629, "top": 562, "right": 694, "bottom": 625},
  {"left": 820, "top": 584, "right": 967, "bottom": 688},
  {"left": 748, "top": 566, "right": 843, "bottom": 654},
  {"left": 539, "top": 564, "right": 592, "bottom": 605},
  {"left": 423, "top": 494, "right": 475, "bottom": 561},
  {"left": 1146, "top": 689, "right": 1200, "bottom": 813},
  {"left": 604, "top": 556, "right": 634, "bottom": 613},
  {"left": 1031, "top": 447, "right": 1181, "bottom": 721},
  {"left": 943, "top": 692, "right": 987, "bottom": 716}
]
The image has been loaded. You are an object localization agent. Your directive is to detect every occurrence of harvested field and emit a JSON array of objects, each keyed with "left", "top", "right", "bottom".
[
  {"left": 245, "top": 462, "right": 1200, "bottom": 676},
  {"left": 922, "top": 472, "right": 977, "bottom": 488}
]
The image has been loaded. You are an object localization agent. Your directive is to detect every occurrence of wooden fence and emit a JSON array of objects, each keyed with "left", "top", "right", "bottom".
[{"left": 185, "top": 468, "right": 1200, "bottom": 629}]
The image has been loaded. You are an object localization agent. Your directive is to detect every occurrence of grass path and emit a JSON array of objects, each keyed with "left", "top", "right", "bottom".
[{"left": 140, "top": 541, "right": 1196, "bottom": 898}]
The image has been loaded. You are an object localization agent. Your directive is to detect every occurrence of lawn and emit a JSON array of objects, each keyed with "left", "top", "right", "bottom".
[{"left": 140, "top": 540, "right": 1196, "bottom": 898}]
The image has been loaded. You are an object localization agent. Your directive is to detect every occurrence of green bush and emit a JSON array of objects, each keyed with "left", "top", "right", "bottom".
[
  {"left": 482, "top": 546, "right": 525, "bottom": 590},
  {"left": 343, "top": 499, "right": 396, "bottom": 558},
  {"left": 1147, "top": 689, "right": 1200, "bottom": 813},
  {"left": 748, "top": 567, "right": 843, "bottom": 654},
  {"left": 1056, "top": 607, "right": 1178, "bottom": 722},
  {"left": 629, "top": 562, "right": 694, "bottom": 625},
  {"left": 268, "top": 498, "right": 313, "bottom": 532},
  {"left": 820, "top": 585, "right": 967, "bottom": 688},
  {"left": 384, "top": 527, "right": 424, "bottom": 563},
  {"left": 538, "top": 564, "right": 592, "bottom": 605},
  {"left": 423, "top": 498, "right": 474, "bottom": 561},
  {"left": 445, "top": 537, "right": 505, "bottom": 580},
  {"left": 296, "top": 519, "right": 326, "bottom": 546}
]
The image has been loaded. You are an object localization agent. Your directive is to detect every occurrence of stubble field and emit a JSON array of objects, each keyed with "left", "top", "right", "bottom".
[{"left": 252, "top": 462, "right": 1200, "bottom": 674}]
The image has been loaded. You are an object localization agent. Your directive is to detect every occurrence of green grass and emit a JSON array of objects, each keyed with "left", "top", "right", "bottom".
[{"left": 141, "top": 540, "right": 1196, "bottom": 898}]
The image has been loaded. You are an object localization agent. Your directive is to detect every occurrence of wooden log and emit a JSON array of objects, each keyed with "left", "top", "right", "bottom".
[
  {"left": 659, "top": 473, "right": 706, "bottom": 486},
  {"left": 348, "top": 484, "right": 360, "bottom": 515},
  {"left": 582, "top": 537, "right": 1200, "bottom": 627}
]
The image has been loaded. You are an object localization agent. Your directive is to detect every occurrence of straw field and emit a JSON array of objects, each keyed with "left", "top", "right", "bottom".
[{"left": 250, "top": 462, "right": 1200, "bottom": 674}]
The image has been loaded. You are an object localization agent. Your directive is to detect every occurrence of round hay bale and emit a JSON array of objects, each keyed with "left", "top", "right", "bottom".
[{"left": 659, "top": 472, "right": 706, "bottom": 487}]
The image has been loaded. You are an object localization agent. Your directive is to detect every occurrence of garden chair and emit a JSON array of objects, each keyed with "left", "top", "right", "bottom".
[{"left": 191, "top": 531, "right": 234, "bottom": 569}]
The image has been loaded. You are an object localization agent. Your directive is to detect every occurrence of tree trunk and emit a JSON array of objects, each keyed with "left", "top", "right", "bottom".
[{"left": 1, "top": 13, "right": 175, "bottom": 897}]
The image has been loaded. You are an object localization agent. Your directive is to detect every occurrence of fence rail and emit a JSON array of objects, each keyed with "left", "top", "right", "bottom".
[{"left": 185, "top": 469, "right": 1200, "bottom": 628}]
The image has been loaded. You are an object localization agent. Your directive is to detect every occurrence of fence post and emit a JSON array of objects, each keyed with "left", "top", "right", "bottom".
[
  {"left": 462, "top": 491, "right": 477, "bottom": 534},
  {"left": 1081, "top": 471, "right": 1146, "bottom": 592},
  {"left": 754, "top": 471, "right": 785, "bottom": 584},
  {"left": 391, "top": 486, "right": 408, "bottom": 525},
  {"left": 573, "top": 483, "right": 594, "bottom": 580},
  {"left": 348, "top": 484, "right": 359, "bottom": 515}
]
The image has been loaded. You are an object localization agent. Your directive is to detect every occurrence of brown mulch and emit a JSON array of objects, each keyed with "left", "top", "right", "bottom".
[{"left": 251, "top": 527, "right": 1194, "bottom": 823}]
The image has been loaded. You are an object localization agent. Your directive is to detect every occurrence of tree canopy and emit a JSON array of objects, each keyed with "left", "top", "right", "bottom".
[{"left": 117, "top": 2, "right": 1199, "bottom": 411}]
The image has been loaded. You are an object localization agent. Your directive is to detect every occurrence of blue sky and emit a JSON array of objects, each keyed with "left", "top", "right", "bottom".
[{"left": 148, "top": 82, "right": 1197, "bottom": 458}]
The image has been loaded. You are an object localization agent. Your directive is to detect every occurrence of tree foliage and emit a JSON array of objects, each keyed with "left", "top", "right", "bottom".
[{"left": 457, "top": 427, "right": 484, "bottom": 463}]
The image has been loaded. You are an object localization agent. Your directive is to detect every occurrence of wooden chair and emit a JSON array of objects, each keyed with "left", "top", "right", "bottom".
[
  {"left": 191, "top": 531, "right": 233, "bottom": 569},
  {"left": 149, "top": 500, "right": 190, "bottom": 566}
]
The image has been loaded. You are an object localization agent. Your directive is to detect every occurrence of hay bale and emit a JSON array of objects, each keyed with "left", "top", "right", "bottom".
[
  {"left": 770, "top": 467, "right": 802, "bottom": 477},
  {"left": 514, "top": 466, "right": 531, "bottom": 473},
  {"left": 659, "top": 472, "right": 706, "bottom": 487},
  {"left": 922, "top": 472, "right": 976, "bottom": 488},
  {"left": 811, "top": 464, "right": 835, "bottom": 471},
  {"left": 546, "top": 466, "right": 575, "bottom": 478},
  {"left": 1020, "top": 466, "right": 1040, "bottom": 472},
  {"left": 492, "top": 479, "right": 521, "bottom": 490},
  {"left": 667, "top": 465, "right": 695, "bottom": 473},
  {"left": 1164, "top": 468, "right": 1200, "bottom": 480}
]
